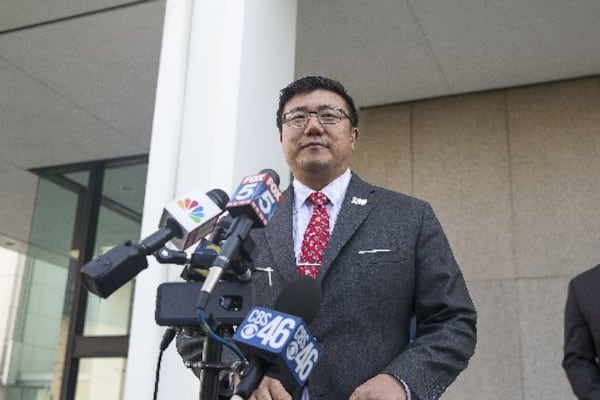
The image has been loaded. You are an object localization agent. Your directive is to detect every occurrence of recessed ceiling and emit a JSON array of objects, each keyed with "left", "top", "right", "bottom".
[{"left": 295, "top": 0, "right": 600, "bottom": 107}]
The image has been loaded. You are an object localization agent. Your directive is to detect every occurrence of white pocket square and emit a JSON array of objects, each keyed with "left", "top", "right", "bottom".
[{"left": 358, "top": 249, "right": 392, "bottom": 254}]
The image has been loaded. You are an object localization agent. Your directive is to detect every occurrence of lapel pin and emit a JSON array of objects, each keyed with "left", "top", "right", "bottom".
[{"left": 351, "top": 196, "right": 367, "bottom": 206}]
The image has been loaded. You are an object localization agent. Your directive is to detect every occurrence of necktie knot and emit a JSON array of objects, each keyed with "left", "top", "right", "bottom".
[{"left": 309, "top": 192, "right": 328, "bottom": 207}]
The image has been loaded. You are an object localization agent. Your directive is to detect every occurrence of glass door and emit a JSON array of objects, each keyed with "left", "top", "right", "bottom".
[
  {"left": 5, "top": 176, "right": 81, "bottom": 400},
  {"left": 2, "top": 155, "right": 147, "bottom": 400},
  {"left": 74, "top": 161, "right": 147, "bottom": 400}
]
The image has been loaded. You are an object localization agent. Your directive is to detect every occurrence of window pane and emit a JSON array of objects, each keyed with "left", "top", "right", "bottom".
[
  {"left": 82, "top": 201, "right": 137, "bottom": 335},
  {"left": 74, "top": 358, "right": 126, "bottom": 400},
  {"left": 4, "top": 177, "right": 80, "bottom": 400},
  {"left": 63, "top": 171, "right": 89, "bottom": 188},
  {"left": 1, "top": 158, "right": 147, "bottom": 400},
  {"left": 102, "top": 163, "right": 147, "bottom": 215},
  {"left": 83, "top": 162, "right": 145, "bottom": 336}
]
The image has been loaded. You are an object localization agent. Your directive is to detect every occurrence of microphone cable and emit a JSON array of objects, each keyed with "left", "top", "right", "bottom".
[
  {"left": 153, "top": 327, "right": 177, "bottom": 400},
  {"left": 196, "top": 308, "right": 246, "bottom": 361}
]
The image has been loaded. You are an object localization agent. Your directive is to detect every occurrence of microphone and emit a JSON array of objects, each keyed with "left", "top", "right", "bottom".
[
  {"left": 157, "top": 188, "right": 230, "bottom": 251},
  {"left": 196, "top": 170, "right": 283, "bottom": 309},
  {"left": 80, "top": 188, "right": 229, "bottom": 298},
  {"left": 153, "top": 217, "right": 232, "bottom": 271},
  {"left": 188, "top": 217, "right": 231, "bottom": 270},
  {"left": 227, "top": 168, "right": 282, "bottom": 227},
  {"left": 231, "top": 276, "right": 322, "bottom": 399}
]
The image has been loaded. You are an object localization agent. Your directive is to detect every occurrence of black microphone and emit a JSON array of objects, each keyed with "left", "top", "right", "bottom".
[
  {"left": 196, "top": 170, "right": 283, "bottom": 310},
  {"left": 80, "top": 188, "right": 229, "bottom": 298},
  {"left": 188, "top": 217, "right": 232, "bottom": 269},
  {"left": 231, "top": 276, "right": 322, "bottom": 400},
  {"left": 175, "top": 218, "right": 230, "bottom": 281},
  {"left": 153, "top": 217, "right": 232, "bottom": 270}
]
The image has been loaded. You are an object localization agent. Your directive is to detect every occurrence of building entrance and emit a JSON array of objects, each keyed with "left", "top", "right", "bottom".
[{"left": 0, "top": 155, "right": 147, "bottom": 400}]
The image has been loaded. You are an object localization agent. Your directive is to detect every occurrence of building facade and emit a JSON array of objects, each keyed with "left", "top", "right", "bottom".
[{"left": 1, "top": 1, "right": 599, "bottom": 400}]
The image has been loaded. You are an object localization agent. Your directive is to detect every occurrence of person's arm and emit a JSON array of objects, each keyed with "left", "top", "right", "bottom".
[
  {"left": 563, "top": 279, "right": 600, "bottom": 398},
  {"left": 381, "top": 203, "right": 477, "bottom": 400}
]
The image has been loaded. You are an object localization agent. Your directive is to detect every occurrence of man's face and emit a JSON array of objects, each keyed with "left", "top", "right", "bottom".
[{"left": 280, "top": 89, "right": 359, "bottom": 183}]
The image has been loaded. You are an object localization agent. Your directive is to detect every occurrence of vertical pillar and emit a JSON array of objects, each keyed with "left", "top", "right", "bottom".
[{"left": 124, "top": 1, "right": 297, "bottom": 399}]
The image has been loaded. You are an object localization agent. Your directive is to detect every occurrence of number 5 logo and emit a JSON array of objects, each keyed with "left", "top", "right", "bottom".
[
  {"left": 234, "top": 183, "right": 257, "bottom": 200},
  {"left": 257, "top": 190, "right": 276, "bottom": 215}
]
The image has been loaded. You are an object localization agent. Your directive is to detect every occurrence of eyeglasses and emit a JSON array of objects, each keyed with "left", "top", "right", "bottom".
[{"left": 282, "top": 106, "right": 350, "bottom": 129}]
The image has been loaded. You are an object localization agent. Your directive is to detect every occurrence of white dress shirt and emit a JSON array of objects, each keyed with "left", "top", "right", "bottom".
[{"left": 291, "top": 169, "right": 352, "bottom": 263}]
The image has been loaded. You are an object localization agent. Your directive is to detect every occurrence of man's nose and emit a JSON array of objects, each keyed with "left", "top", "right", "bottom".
[{"left": 303, "top": 115, "right": 324, "bottom": 134}]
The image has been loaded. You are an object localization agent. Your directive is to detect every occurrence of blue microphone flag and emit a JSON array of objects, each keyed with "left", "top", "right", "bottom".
[{"left": 233, "top": 306, "right": 321, "bottom": 388}]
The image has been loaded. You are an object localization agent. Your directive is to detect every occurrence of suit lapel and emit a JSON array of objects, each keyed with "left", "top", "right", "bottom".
[
  {"left": 265, "top": 176, "right": 378, "bottom": 284},
  {"left": 264, "top": 186, "right": 297, "bottom": 284},
  {"left": 317, "top": 175, "right": 377, "bottom": 283}
]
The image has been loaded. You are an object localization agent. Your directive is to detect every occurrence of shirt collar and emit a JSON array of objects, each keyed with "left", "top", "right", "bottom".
[{"left": 293, "top": 169, "right": 352, "bottom": 208}]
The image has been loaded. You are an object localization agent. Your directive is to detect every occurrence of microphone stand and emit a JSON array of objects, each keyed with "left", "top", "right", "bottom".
[
  {"left": 199, "top": 326, "right": 225, "bottom": 400},
  {"left": 153, "top": 244, "right": 254, "bottom": 400}
]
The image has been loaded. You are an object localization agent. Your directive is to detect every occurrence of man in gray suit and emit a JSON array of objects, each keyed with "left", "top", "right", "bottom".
[
  {"left": 563, "top": 264, "right": 600, "bottom": 399},
  {"left": 245, "top": 76, "right": 477, "bottom": 400}
]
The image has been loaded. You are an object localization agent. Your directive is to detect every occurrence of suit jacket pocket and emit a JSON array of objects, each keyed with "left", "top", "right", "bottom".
[{"left": 355, "top": 250, "right": 404, "bottom": 264}]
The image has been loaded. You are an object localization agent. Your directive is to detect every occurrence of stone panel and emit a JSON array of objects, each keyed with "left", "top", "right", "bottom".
[
  {"left": 411, "top": 92, "right": 514, "bottom": 281},
  {"left": 442, "top": 279, "right": 523, "bottom": 400},
  {"left": 507, "top": 78, "right": 600, "bottom": 278},
  {"left": 353, "top": 104, "right": 412, "bottom": 194},
  {"left": 518, "top": 277, "right": 575, "bottom": 400}
]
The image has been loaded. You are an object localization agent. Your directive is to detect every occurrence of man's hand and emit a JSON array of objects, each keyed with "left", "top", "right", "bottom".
[
  {"left": 248, "top": 376, "right": 292, "bottom": 400},
  {"left": 349, "top": 374, "right": 407, "bottom": 400}
]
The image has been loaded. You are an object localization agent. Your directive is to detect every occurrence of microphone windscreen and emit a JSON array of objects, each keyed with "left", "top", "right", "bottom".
[
  {"left": 260, "top": 168, "right": 280, "bottom": 186},
  {"left": 210, "top": 216, "right": 232, "bottom": 243},
  {"left": 274, "top": 275, "right": 321, "bottom": 324},
  {"left": 206, "top": 188, "right": 230, "bottom": 209}
]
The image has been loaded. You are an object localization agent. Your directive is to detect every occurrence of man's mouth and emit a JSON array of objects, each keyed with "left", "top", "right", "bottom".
[{"left": 301, "top": 142, "right": 326, "bottom": 149}]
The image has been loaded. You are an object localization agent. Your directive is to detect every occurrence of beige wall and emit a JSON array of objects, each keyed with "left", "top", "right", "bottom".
[{"left": 353, "top": 76, "right": 600, "bottom": 400}]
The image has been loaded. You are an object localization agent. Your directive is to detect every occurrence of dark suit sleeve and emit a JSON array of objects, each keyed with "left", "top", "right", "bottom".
[
  {"left": 563, "top": 279, "right": 600, "bottom": 399},
  {"left": 382, "top": 202, "right": 477, "bottom": 400}
]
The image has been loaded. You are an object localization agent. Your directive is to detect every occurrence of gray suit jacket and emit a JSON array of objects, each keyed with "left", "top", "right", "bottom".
[
  {"left": 248, "top": 174, "right": 477, "bottom": 400},
  {"left": 563, "top": 264, "right": 600, "bottom": 399}
]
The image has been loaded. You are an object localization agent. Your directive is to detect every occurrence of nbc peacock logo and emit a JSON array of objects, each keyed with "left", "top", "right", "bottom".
[{"left": 177, "top": 198, "right": 204, "bottom": 223}]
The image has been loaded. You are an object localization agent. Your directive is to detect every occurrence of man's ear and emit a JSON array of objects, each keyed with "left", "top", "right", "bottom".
[{"left": 351, "top": 127, "right": 360, "bottom": 146}]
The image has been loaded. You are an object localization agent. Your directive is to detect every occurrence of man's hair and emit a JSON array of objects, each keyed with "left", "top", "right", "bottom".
[{"left": 276, "top": 75, "right": 359, "bottom": 132}]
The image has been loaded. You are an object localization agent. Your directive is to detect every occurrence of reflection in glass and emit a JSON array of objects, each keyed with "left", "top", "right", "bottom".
[
  {"left": 82, "top": 162, "right": 145, "bottom": 336},
  {"left": 4, "top": 178, "right": 79, "bottom": 400},
  {"left": 75, "top": 358, "right": 126, "bottom": 400},
  {"left": 1, "top": 158, "right": 147, "bottom": 400},
  {"left": 63, "top": 171, "right": 89, "bottom": 188},
  {"left": 103, "top": 163, "right": 147, "bottom": 215},
  {"left": 83, "top": 205, "right": 139, "bottom": 336}
]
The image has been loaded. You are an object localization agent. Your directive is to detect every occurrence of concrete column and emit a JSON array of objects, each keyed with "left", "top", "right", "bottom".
[{"left": 124, "top": 1, "right": 296, "bottom": 399}]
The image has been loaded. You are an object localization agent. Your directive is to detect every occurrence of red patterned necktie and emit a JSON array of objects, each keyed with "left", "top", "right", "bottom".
[{"left": 297, "top": 192, "right": 330, "bottom": 278}]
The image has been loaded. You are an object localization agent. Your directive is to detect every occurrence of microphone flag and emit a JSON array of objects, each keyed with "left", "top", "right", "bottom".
[{"left": 233, "top": 306, "right": 321, "bottom": 388}]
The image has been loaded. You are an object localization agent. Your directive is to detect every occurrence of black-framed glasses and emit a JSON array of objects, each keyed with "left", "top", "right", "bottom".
[{"left": 282, "top": 106, "right": 349, "bottom": 129}]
